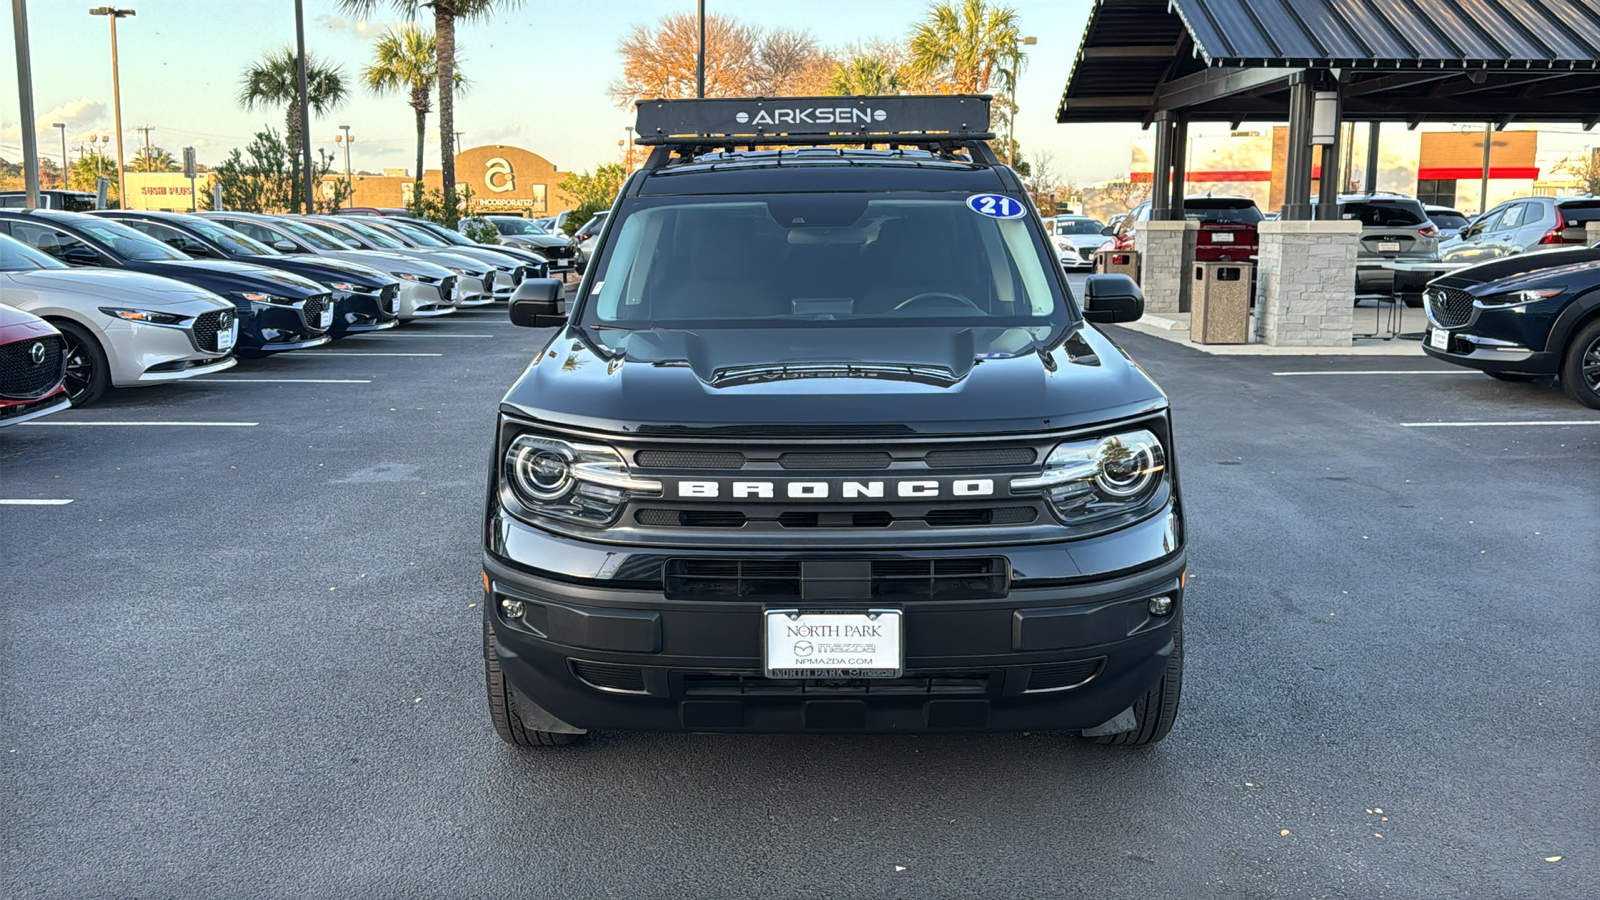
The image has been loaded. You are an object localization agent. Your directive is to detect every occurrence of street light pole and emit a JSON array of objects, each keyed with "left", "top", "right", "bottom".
[
  {"left": 89, "top": 7, "right": 134, "bottom": 209},
  {"left": 338, "top": 124, "right": 353, "bottom": 202},
  {"left": 54, "top": 122, "right": 66, "bottom": 188},
  {"left": 12, "top": 0, "right": 41, "bottom": 209},
  {"left": 696, "top": 0, "right": 706, "bottom": 98},
  {"left": 292, "top": 0, "right": 313, "bottom": 214}
]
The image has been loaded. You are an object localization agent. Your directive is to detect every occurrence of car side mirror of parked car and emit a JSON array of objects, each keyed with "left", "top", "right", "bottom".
[
  {"left": 60, "top": 246, "right": 99, "bottom": 266},
  {"left": 273, "top": 240, "right": 298, "bottom": 253},
  {"left": 1081, "top": 274, "right": 1144, "bottom": 324},
  {"left": 1100, "top": 226, "right": 1116, "bottom": 236},
  {"left": 508, "top": 278, "right": 567, "bottom": 328}
]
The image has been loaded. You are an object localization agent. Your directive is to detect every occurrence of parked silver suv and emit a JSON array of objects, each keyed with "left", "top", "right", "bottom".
[
  {"left": 1328, "top": 194, "right": 1440, "bottom": 295},
  {"left": 1440, "top": 196, "right": 1600, "bottom": 265}
]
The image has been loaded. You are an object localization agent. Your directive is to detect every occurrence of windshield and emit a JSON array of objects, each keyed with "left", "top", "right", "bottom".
[
  {"left": 276, "top": 219, "right": 350, "bottom": 251},
  {"left": 412, "top": 221, "right": 474, "bottom": 245},
  {"left": 328, "top": 218, "right": 406, "bottom": 249},
  {"left": 580, "top": 193, "right": 1072, "bottom": 339},
  {"left": 1340, "top": 200, "right": 1427, "bottom": 227},
  {"left": 78, "top": 218, "right": 191, "bottom": 261},
  {"left": 1183, "top": 200, "right": 1263, "bottom": 225},
  {"left": 0, "top": 233, "right": 66, "bottom": 271},
  {"left": 386, "top": 221, "right": 449, "bottom": 247},
  {"left": 491, "top": 217, "right": 547, "bottom": 235},
  {"left": 1053, "top": 218, "right": 1104, "bottom": 236},
  {"left": 1429, "top": 212, "right": 1469, "bottom": 229},
  {"left": 183, "top": 217, "right": 278, "bottom": 256}
]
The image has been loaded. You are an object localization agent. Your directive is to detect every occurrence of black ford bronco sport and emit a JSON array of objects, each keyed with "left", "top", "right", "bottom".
[{"left": 483, "top": 96, "right": 1185, "bottom": 746}]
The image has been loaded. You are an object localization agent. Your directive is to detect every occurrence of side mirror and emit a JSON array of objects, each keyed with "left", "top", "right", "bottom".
[
  {"left": 1081, "top": 274, "right": 1144, "bottom": 324},
  {"left": 508, "top": 278, "right": 567, "bottom": 327},
  {"left": 1100, "top": 226, "right": 1116, "bottom": 236},
  {"left": 60, "top": 246, "right": 100, "bottom": 266},
  {"left": 273, "top": 240, "right": 298, "bottom": 253}
]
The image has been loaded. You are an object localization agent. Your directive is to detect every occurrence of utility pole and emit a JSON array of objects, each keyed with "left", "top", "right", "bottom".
[
  {"left": 1478, "top": 122, "right": 1493, "bottom": 216},
  {"left": 454, "top": 131, "right": 463, "bottom": 155},
  {"left": 89, "top": 7, "right": 134, "bottom": 209},
  {"left": 336, "top": 124, "right": 353, "bottom": 207},
  {"left": 696, "top": 0, "right": 706, "bottom": 98},
  {"left": 135, "top": 124, "right": 151, "bottom": 168},
  {"left": 54, "top": 122, "right": 67, "bottom": 187},
  {"left": 12, "top": 0, "right": 41, "bottom": 208},
  {"left": 292, "top": 0, "right": 313, "bottom": 214}
]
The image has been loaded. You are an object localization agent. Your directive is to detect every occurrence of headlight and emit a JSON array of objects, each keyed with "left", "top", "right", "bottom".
[
  {"left": 232, "top": 291, "right": 296, "bottom": 307},
  {"left": 503, "top": 434, "right": 661, "bottom": 527},
  {"left": 1476, "top": 287, "right": 1563, "bottom": 307},
  {"left": 329, "top": 281, "right": 358, "bottom": 292},
  {"left": 98, "top": 307, "right": 185, "bottom": 325},
  {"left": 1010, "top": 429, "right": 1168, "bottom": 529},
  {"left": 396, "top": 272, "right": 420, "bottom": 281}
]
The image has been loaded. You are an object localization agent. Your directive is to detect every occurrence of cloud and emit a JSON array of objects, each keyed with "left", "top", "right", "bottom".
[
  {"left": 470, "top": 124, "right": 523, "bottom": 146},
  {"left": 316, "top": 14, "right": 405, "bottom": 39},
  {"left": 0, "top": 98, "right": 107, "bottom": 142}
]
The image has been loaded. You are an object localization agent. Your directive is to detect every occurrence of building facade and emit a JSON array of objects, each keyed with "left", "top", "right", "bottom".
[{"left": 328, "top": 144, "right": 574, "bottom": 216}]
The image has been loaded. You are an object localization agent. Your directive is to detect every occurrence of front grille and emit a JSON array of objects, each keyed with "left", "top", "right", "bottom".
[
  {"left": 301, "top": 295, "right": 326, "bottom": 329},
  {"left": 681, "top": 672, "right": 991, "bottom": 696},
  {"left": 924, "top": 447, "right": 1037, "bottom": 468},
  {"left": 779, "top": 451, "right": 892, "bottom": 469},
  {"left": 191, "top": 310, "right": 231, "bottom": 352},
  {"left": 571, "top": 660, "right": 647, "bottom": 693},
  {"left": 0, "top": 335, "right": 65, "bottom": 400},
  {"left": 631, "top": 446, "right": 1037, "bottom": 471},
  {"left": 541, "top": 245, "right": 574, "bottom": 260},
  {"left": 662, "top": 557, "right": 1009, "bottom": 602},
  {"left": 1025, "top": 658, "right": 1104, "bottom": 692},
  {"left": 636, "top": 506, "right": 1036, "bottom": 529},
  {"left": 379, "top": 284, "right": 398, "bottom": 315},
  {"left": 636, "top": 450, "right": 746, "bottom": 469},
  {"left": 439, "top": 276, "right": 457, "bottom": 298},
  {"left": 1428, "top": 287, "right": 1475, "bottom": 328}
]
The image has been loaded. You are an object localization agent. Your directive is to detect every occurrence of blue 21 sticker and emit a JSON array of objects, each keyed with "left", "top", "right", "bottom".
[{"left": 966, "top": 193, "right": 1027, "bottom": 219}]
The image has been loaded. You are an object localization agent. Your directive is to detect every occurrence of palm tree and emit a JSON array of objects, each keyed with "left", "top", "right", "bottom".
[
  {"left": 907, "top": 0, "right": 1023, "bottom": 95},
  {"left": 362, "top": 24, "right": 465, "bottom": 187},
  {"left": 239, "top": 46, "right": 348, "bottom": 210},
  {"left": 129, "top": 146, "right": 179, "bottom": 173},
  {"left": 339, "top": 1, "right": 522, "bottom": 224},
  {"left": 827, "top": 56, "right": 904, "bottom": 97}
]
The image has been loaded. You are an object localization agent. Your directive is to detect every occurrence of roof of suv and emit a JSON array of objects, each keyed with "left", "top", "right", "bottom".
[{"left": 633, "top": 149, "right": 1008, "bottom": 196}]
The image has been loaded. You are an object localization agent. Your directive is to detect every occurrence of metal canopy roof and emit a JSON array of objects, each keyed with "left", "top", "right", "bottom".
[{"left": 1058, "top": 0, "right": 1600, "bottom": 124}]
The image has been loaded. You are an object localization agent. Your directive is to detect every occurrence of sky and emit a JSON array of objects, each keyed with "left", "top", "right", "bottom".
[{"left": 4, "top": 0, "right": 1597, "bottom": 189}]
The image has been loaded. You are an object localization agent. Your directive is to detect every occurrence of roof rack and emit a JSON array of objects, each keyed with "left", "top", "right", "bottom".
[{"left": 633, "top": 95, "right": 995, "bottom": 160}]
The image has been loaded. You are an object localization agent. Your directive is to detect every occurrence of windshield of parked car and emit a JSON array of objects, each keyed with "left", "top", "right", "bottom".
[
  {"left": 385, "top": 221, "right": 450, "bottom": 247},
  {"left": 1183, "top": 199, "right": 1264, "bottom": 224},
  {"left": 1053, "top": 218, "right": 1105, "bottom": 235},
  {"left": 491, "top": 217, "right": 547, "bottom": 235},
  {"left": 410, "top": 221, "right": 475, "bottom": 246},
  {"left": 275, "top": 219, "right": 350, "bottom": 251},
  {"left": 329, "top": 218, "right": 407, "bottom": 249},
  {"left": 76, "top": 218, "right": 191, "bottom": 261},
  {"left": 580, "top": 193, "right": 1073, "bottom": 344},
  {"left": 1429, "top": 211, "right": 1470, "bottom": 230},
  {"left": 182, "top": 217, "right": 279, "bottom": 257},
  {"left": 0, "top": 233, "right": 67, "bottom": 270},
  {"left": 1340, "top": 200, "right": 1427, "bottom": 227}
]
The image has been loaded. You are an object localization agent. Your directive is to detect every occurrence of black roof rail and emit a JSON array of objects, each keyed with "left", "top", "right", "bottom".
[{"left": 633, "top": 95, "right": 997, "bottom": 164}]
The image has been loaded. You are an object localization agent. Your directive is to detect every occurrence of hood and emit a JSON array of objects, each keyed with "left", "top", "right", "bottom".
[
  {"left": 143, "top": 259, "right": 325, "bottom": 296},
  {"left": 1057, "top": 234, "right": 1107, "bottom": 250},
  {"left": 324, "top": 250, "right": 455, "bottom": 280},
  {"left": 501, "top": 323, "right": 1166, "bottom": 436},
  {"left": 1435, "top": 245, "right": 1600, "bottom": 291},
  {"left": 251, "top": 255, "right": 392, "bottom": 288},
  {"left": 503, "top": 233, "right": 570, "bottom": 250},
  {"left": 4, "top": 268, "right": 228, "bottom": 305},
  {"left": 0, "top": 303, "right": 57, "bottom": 337}
]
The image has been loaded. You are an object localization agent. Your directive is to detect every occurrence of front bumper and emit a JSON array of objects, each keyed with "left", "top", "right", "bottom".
[
  {"left": 0, "top": 388, "right": 71, "bottom": 427},
  {"left": 455, "top": 275, "right": 493, "bottom": 307},
  {"left": 484, "top": 509, "right": 1185, "bottom": 734},
  {"left": 98, "top": 315, "right": 235, "bottom": 387},
  {"left": 397, "top": 282, "right": 455, "bottom": 319},
  {"left": 1421, "top": 328, "right": 1558, "bottom": 374}
]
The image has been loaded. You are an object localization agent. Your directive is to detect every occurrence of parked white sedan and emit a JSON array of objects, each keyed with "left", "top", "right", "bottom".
[{"left": 0, "top": 233, "right": 236, "bottom": 405}]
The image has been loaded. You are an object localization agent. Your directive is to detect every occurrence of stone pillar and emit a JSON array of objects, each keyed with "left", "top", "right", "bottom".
[
  {"left": 1256, "top": 220, "right": 1362, "bottom": 347},
  {"left": 1587, "top": 221, "right": 1600, "bottom": 246},
  {"left": 1135, "top": 219, "right": 1198, "bottom": 314}
]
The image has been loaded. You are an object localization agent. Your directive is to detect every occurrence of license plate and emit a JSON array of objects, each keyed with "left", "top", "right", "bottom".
[
  {"left": 1378, "top": 241, "right": 1402, "bottom": 253},
  {"left": 320, "top": 306, "right": 333, "bottom": 328},
  {"left": 1211, "top": 232, "right": 1235, "bottom": 243},
  {"left": 764, "top": 610, "right": 903, "bottom": 679},
  {"left": 217, "top": 324, "right": 235, "bottom": 352},
  {"left": 1429, "top": 327, "right": 1450, "bottom": 351}
]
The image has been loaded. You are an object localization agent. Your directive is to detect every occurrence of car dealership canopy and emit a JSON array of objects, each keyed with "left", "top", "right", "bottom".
[{"left": 1057, "top": 0, "right": 1600, "bottom": 220}]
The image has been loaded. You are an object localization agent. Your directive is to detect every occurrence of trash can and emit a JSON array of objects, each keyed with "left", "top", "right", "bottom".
[
  {"left": 1191, "top": 262, "right": 1252, "bottom": 344},
  {"left": 1093, "top": 249, "right": 1140, "bottom": 284}
]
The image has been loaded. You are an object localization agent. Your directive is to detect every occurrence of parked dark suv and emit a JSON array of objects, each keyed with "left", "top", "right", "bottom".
[
  {"left": 482, "top": 96, "right": 1184, "bottom": 748},
  {"left": 1422, "top": 240, "right": 1600, "bottom": 408}
]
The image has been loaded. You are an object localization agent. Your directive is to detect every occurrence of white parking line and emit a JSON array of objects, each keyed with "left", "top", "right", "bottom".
[
  {"left": 315, "top": 352, "right": 443, "bottom": 357},
  {"left": 1402, "top": 421, "right": 1600, "bottom": 428},
  {"left": 1274, "top": 370, "right": 1475, "bottom": 376},
  {"left": 186, "top": 378, "right": 372, "bottom": 384},
  {"left": 0, "top": 499, "right": 73, "bottom": 505},
  {"left": 355, "top": 332, "right": 494, "bottom": 338},
  {"left": 25, "top": 421, "right": 259, "bottom": 427}
]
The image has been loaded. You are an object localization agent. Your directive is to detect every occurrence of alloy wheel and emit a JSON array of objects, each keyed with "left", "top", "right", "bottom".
[
  {"left": 1585, "top": 335, "right": 1600, "bottom": 392},
  {"left": 61, "top": 331, "right": 96, "bottom": 405}
]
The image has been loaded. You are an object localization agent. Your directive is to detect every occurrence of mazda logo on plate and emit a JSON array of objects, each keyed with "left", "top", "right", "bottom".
[
  {"left": 792, "top": 641, "right": 813, "bottom": 657},
  {"left": 29, "top": 342, "right": 46, "bottom": 365}
]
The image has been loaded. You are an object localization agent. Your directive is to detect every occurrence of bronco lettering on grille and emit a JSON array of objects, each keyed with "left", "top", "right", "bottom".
[{"left": 672, "top": 478, "right": 997, "bottom": 500}]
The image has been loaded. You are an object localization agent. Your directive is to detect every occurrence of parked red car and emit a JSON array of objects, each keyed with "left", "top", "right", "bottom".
[
  {"left": 1108, "top": 196, "right": 1264, "bottom": 262},
  {"left": 0, "top": 303, "right": 70, "bottom": 427}
]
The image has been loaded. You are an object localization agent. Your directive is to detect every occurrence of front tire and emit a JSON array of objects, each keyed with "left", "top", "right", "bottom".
[
  {"left": 1088, "top": 624, "right": 1183, "bottom": 746},
  {"left": 1560, "top": 318, "right": 1600, "bottom": 409},
  {"left": 484, "top": 613, "right": 584, "bottom": 747},
  {"left": 55, "top": 321, "right": 110, "bottom": 407}
]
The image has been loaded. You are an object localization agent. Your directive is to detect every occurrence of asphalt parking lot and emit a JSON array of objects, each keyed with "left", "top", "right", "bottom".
[{"left": 3, "top": 304, "right": 1596, "bottom": 899}]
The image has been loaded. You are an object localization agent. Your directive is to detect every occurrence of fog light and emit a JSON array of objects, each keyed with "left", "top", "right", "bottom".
[
  {"left": 500, "top": 598, "right": 525, "bottom": 619},
  {"left": 1148, "top": 595, "right": 1174, "bottom": 617}
]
